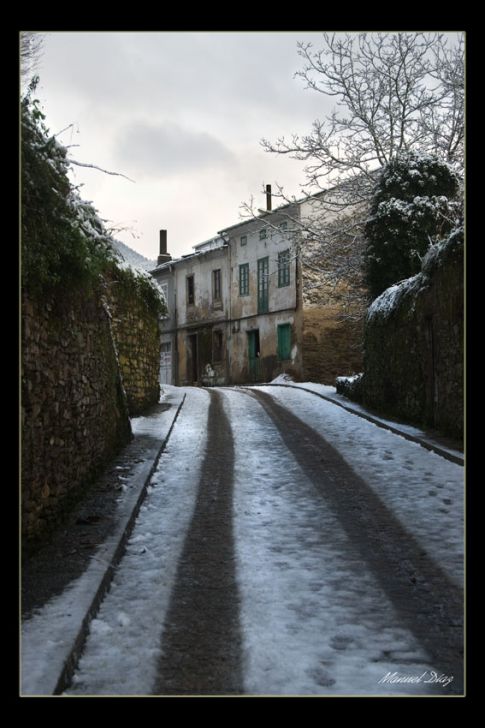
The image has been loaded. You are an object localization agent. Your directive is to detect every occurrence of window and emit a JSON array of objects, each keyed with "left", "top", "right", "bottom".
[
  {"left": 240, "top": 235, "right": 247, "bottom": 246},
  {"left": 280, "top": 221, "right": 288, "bottom": 231},
  {"left": 187, "top": 275, "right": 195, "bottom": 305},
  {"left": 159, "top": 282, "right": 169, "bottom": 318},
  {"left": 259, "top": 228, "right": 267, "bottom": 241},
  {"left": 239, "top": 263, "right": 249, "bottom": 296},
  {"left": 212, "top": 269, "right": 222, "bottom": 301},
  {"left": 213, "top": 330, "right": 223, "bottom": 362},
  {"left": 257, "top": 256, "right": 269, "bottom": 314},
  {"left": 277, "top": 323, "right": 292, "bottom": 361},
  {"left": 278, "top": 249, "right": 290, "bottom": 287}
]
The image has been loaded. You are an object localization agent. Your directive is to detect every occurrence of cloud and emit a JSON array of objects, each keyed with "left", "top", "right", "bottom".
[{"left": 114, "top": 120, "right": 235, "bottom": 177}]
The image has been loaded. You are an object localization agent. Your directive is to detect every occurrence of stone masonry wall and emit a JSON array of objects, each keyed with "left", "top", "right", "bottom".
[
  {"left": 302, "top": 305, "right": 364, "bottom": 384},
  {"left": 107, "top": 279, "right": 161, "bottom": 416},
  {"left": 362, "top": 231, "right": 463, "bottom": 440},
  {"left": 22, "top": 289, "right": 132, "bottom": 548}
]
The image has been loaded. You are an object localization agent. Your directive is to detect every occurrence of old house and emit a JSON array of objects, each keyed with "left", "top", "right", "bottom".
[{"left": 151, "top": 187, "right": 366, "bottom": 386}]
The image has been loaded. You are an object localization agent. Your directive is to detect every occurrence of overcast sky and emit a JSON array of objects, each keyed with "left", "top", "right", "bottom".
[{"left": 29, "top": 31, "right": 337, "bottom": 261}]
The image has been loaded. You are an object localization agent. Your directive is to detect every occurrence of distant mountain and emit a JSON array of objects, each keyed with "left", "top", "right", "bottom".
[{"left": 111, "top": 239, "right": 157, "bottom": 273}]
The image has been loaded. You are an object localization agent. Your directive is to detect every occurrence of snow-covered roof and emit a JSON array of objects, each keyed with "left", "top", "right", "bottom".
[{"left": 192, "top": 235, "right": 225, "bottom": 252}]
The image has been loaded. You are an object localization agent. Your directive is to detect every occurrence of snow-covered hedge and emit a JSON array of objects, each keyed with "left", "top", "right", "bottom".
[
  {"left": 363, "top": 152, "right": 462, "bottom": 300},
  {"left": 367, "top": 225, "right": 463, "bottom": 324},
  {"left": 335, "top": 373, "right": 364, "bottom": 402}
]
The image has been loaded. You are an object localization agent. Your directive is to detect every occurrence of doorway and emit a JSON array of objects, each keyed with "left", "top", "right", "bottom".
[
  {"left": 160, "top": 341, "right": 172, "bottom": 385},
  {"left": 247, "top": 329, "right": 261, "bottom": 382},
  {"left": 187, "top": 333, "right": 198, "bottom": 383}
]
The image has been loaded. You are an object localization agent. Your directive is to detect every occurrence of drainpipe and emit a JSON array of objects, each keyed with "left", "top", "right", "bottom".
[{"left": 227, "top": 235, "right": 232, "bottom": 385}]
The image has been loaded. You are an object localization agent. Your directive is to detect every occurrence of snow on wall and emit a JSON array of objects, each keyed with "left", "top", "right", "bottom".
[{"left": 363, "top": 228, "right": 463, "bottom": 438}]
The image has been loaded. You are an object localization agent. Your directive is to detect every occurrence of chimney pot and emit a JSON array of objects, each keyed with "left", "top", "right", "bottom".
[
  {"left": 266, "top": 184, "right": 272, "bottom": 212},
  {"left": 157, "top": 229, "right": 172, "bottom": 265}
]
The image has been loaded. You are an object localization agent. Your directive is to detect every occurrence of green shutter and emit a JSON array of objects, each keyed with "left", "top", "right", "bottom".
[
  {"left": 278, "top": 250, "right": 290, "bottom": 287},
  {"left": 277, "top": 323, "right": 291, "bottom": 360},
  {"left": 239, "top": 263, "right": 249, "bottom": 296}
]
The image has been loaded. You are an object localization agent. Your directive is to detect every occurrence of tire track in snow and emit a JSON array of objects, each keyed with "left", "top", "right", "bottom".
[
  {"left": 244, "top": 388, "right": 463, "bottom": 691},
  {"left": 65, "top": 388, "right": 210, "bottom": 695},
  {"left": 154, "top": 389, "right": 243, "bottom": 695}
]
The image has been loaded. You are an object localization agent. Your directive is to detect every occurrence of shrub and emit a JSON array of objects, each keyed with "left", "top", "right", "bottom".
[{"left": 363, "top": 152, "right": 461, "bottom": 300}]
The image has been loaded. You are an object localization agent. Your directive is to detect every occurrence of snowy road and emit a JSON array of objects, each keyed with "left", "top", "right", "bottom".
[{"left": 46, "top": 386, "right": 463, "bottom": 696}]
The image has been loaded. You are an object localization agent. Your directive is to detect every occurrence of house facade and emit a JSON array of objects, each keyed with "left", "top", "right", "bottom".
[{"left": 151, "top": 191, "right": 366, "bottom": 386}]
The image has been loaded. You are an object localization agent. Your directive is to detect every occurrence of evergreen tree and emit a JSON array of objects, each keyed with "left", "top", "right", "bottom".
[{"left": 363, "top": 152, "right": 461, "bottom": 300}]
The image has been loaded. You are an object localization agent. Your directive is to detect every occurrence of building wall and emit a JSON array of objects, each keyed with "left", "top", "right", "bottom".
[
  {"left": 176, "top": 247, "right": 229, "bottom": 329},
  {"left": 228, "top": 215, "right": 298, "bottom": 321},
  {"left": 171, "top": 247, "right": 230, "bottom": 385},
  {"left": 225, "top": 211, "right": 302, "bottom": 382},
  {"left": 299, "top": 194, "right": 368, "bottom": 384},
  {"left": 228, "top": 311, "right": 303, "bottom": 383},
  {"left": 302, "top": 305, "right": 364, "bottom": 384},
  {"left": 150, "top": 195, "right": 366, "bottom": 388},
  {"left": 151, "top": 267, "right": 177, "bottom": 385}
]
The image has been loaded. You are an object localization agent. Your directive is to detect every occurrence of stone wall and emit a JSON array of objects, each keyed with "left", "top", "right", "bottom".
[
  {"left": 21, "top": 289, "right": 132, "bottom": 548},
  {"left": 362, "top": 230, "right": 463, "bottom": 440},
  {"left": 107, "top": 276, "right": 161, "bottom": 416},
  {"left": 302, "top": 306, "right": 364, "bottom": 384}
]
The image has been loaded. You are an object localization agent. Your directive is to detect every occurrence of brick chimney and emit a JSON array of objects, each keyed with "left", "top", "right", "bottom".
[
  {"left": 266, "top": 184, "right": 272, "bottom": 212},
  {"left": 157, "top": 229, "right": 172, "bottom": 265}
]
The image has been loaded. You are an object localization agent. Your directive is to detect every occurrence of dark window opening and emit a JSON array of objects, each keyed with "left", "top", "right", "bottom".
[
  {"left": 213, "top": 330, "right": 223, "bottom": 362},
  {"left": 248, "top": 329, "right": 261, "bottom": 382},
  {"left": 187, "top": 333, "right": 198, "bottom": 382},
  {"left": 213, "top": 269, "right": 222, "bottom": 301},
  {"left": 187, "top": 275, "right": 195, "bottom": 305}
]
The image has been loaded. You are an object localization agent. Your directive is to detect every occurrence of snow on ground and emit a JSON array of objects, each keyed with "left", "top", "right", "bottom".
[
  {"left": 64, "top": 388, "right": 210, "bottom": 695},
  {"left": 279, "top": 382, "right": 463, "bottom": 461},
  {"left": 255, "top": 386, "right": 464, "bottom": 589},
  {"left": 222, "top": 389, "right": 447, "bottom": 696},
  {"left": 21, "top": 392, "right": 186, "bottom": 696},
  {"left": 270, "top": 373, "right": 295, "bottom": 384}
]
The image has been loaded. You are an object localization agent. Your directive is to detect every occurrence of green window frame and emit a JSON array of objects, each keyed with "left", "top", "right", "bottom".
[
  {"left": 259, "top": 228, "right": 267, "bottom": 241},
  {"left": 257, "top": 256, "right": 269, "bottom": 314},
  {"left": 278, "top": 249, "right": 290, "bottom": 287},
  {"left": 277, "top": 323, "right": 292, "bottom": 361},
  {"left": 240, "top": 235, "right": 247, "bottom": 246},
  {"left": 239, "top": 263, "right": 249, "bottom": 296}
]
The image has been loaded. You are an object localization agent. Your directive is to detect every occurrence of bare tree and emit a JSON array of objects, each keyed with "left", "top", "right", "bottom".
[
  {"left": 262, "top": 33, "right": 463, "bottom": 194},
  {"left": 242, "top": 32, "right": 464, "bottom": 316}
]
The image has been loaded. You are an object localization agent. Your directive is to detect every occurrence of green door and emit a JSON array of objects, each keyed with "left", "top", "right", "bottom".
[
  {"left": 248, "top": 329, "right": 261, "bottom": 382},
  {"left": 277, "top": 323, "right": 292, "bottom": 361},
  {"left": 257, "top": 257, "right": 269, "bottom": 314}
]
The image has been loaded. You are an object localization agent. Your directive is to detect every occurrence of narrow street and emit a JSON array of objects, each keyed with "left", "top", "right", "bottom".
[{"left": 34, "top": 386, "right": 463, "bottom": 696}]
